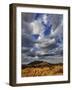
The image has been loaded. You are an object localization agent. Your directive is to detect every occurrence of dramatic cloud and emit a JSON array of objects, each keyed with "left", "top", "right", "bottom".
[{"left": 21, "top": 12, "right": 63, "bottom": 57}]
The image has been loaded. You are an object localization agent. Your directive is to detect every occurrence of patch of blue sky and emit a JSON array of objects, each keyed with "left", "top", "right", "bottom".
[
  {"left": 34, "top": 13, "right": 43, "bottom": 20},
  {"left": 32, "top": 34, "right": 39, "bottom": 41},
  {"left": 43, "top": 24, "right": 52, "bottom": 36}
]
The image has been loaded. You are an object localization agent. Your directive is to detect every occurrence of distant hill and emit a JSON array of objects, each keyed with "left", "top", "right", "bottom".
[{"left": 22, "top": 61, "right": 63, "bottom": 69}]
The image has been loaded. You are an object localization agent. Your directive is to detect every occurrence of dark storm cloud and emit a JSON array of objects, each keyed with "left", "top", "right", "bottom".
[
  {"left": 21, "top": 13, "right": 36, "bottom": 23},
  {"left": 47, "top": 14, "right": 63, "bottom": 30}
]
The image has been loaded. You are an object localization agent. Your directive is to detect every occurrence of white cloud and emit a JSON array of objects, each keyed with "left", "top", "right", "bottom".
[
  {"left": 30, "top": 20, "right": 42, "bottom": 34},
  {"left": 37, "top": 38, "right": 56, "bottom": 48},
  {"left": 50, "top": 22, "right": 63, "bottom": 38}
]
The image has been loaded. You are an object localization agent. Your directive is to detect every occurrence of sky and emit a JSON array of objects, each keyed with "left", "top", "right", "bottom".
[{"left": 21, "top": 12, "right": 63, "bottom": 57}]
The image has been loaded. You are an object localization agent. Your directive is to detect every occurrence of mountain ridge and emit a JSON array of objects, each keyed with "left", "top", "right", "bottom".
[{"left": 22, "top": 61, "right": 63, "bottom": 69}]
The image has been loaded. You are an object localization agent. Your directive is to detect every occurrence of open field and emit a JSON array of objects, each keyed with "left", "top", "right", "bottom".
[{"left": 21, "top": 61, "right": 63, "bottom": 77}]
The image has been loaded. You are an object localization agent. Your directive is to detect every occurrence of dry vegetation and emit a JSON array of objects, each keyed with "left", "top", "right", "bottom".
[{"left": 21, "top": 61, "right": 63, "bottom": 77}]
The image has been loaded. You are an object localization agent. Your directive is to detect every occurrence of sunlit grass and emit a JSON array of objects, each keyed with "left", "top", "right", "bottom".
[{"left": 22, "top": 64, "right": 63, "bottom": 77}]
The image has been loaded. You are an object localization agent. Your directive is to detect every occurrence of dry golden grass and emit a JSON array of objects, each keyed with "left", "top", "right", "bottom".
[{"left": 21, "top": 64, "right": 63, "bottom": 77}]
